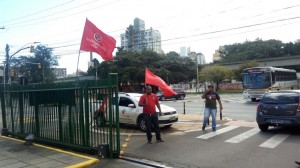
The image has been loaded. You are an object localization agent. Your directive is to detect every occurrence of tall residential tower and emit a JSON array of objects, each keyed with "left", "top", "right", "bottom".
[{"left": 121, "top": 18, "right": 163, "bottom": 54}]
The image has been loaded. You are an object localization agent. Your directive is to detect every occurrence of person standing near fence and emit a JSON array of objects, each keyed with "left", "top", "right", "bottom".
[
  {"left": 202, "top": 84, "right": 223, "bottom": 131},
  {"left": 138, "top": 85, "right": 164, "bottom": 144}
]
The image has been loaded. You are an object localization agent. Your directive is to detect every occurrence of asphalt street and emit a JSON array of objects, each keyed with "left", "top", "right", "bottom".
[{"left": 1, "top": 93, "right": 300, "bottom": 168}]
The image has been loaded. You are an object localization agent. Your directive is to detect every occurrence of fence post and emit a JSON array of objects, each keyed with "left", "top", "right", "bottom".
[
  {"left": 19, "top": 92, "right": 24, "bottom": 133},
  {"left": 0, "top": 91, "right": 8, "bottom": 135},
  {"left": 108, "top": 74, "right": 113, "bottom": 159}
]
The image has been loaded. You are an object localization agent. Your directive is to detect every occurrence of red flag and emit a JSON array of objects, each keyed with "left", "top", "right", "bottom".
[
  {"left": 145, "top": 68, "right": 176, "bottom": 97},
  {"left": 80, "top": 18, "right": 116, "bottom": 60}
]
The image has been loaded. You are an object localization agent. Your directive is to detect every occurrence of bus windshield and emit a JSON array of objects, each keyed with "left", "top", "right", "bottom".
[{"left": 243, "top": 71, "right": 271, "bottom": 89}]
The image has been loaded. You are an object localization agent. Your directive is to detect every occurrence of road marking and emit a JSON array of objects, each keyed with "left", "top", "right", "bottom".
[
  {"left": 259, "top": 134, "right": 290, "bottom": 148},
  {"left": 196, "top": 125, "right": 239, "bottom": 139},
  {"left": 185, "top": 125, "right": 220, "bottom": 133},
  {"left": 225, "top": 127, "right": 260, "bottom": 143}
]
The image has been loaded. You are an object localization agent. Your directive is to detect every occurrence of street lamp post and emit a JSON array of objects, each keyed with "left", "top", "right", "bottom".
[
  {"left": 5, "top": 42, "right": 40, "bottom": 84},
  {"left": 196, "top": 54, "right": 199, "bottom": 93}
]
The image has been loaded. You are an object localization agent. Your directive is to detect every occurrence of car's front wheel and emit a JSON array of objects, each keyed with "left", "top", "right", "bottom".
[
  {"left": 258, "top": 124, "right": 269, "bottom": 131},
  {"left": 138, "top": 117, "right": 147, "bottom": 131},
  {"left": 180, "top": 95, "right": 185, "bottom": 100},
  {"left": 95, "top": 112, "right": 106, "bottom": 127}
]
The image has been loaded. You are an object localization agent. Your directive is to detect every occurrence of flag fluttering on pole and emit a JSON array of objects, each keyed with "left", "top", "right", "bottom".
[
  {"left": 145, "top": 68, "right": 176, "bottom": 97},
  {"left": 80, "top": 18, "right": 116, "bottom": 60}
]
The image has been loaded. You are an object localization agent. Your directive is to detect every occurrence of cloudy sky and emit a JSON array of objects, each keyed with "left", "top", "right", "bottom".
[{"left": 1, "top": 0, "right": 300, "bottom": 74}]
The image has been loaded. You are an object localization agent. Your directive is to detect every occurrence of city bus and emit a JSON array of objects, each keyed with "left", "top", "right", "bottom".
[{"left": 242, "top": 66, "right": 299, "bottom": 102}]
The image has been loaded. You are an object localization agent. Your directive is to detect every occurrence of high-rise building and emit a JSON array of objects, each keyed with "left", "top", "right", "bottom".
[
  {"left": 121, "top": 18, "right": 163, "bottom": 54},
  {"left": 197, "top": 53, "right": 206, "bottom": 65},
  {"left": 188, "top": 51, "right": 206, "bottom": 65},
  {"left": 213, "top": 46, "right": 225, "bottom": 62},
  {"left": 180, "top": 47, "right": 188, "bottom": 57},
  {"left": 52, "top": 68, "right": 67, "bottom": 79}
]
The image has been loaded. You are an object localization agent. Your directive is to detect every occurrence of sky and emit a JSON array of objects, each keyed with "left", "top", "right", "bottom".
[{"left": 1, "top": 0, "right": 300, "bottom": 75}]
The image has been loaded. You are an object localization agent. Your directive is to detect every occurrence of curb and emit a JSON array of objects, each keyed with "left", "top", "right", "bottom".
[
  {"left": 120, "top": 156, "right": 167, "bottom": 168},
  {"left": 0, "top": 135, "right": 99, "bottom": 168}
]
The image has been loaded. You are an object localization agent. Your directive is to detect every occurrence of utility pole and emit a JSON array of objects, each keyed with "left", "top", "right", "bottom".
[
  {"left": 5, "top": 44, "right": 10, "bottom": 84},
  {"left": 5, "top": 42, "right": 40, "bottom": 84},
  {"left": 196, "top": 54, "right": 199, "bottom": 93}
]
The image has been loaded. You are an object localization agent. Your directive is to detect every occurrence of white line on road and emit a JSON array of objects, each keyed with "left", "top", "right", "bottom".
[
  {"left": 259, "top": 134, "right": 290, "bottom": 148},
  {"left": 225, "top": 127, "right": 260, "bottom": 143},
  {"left": 185, "top": 125, "right": 220, "bottom": 133},
  {"left": 196, "top": 125, "right": 239, "bottom": 139}
]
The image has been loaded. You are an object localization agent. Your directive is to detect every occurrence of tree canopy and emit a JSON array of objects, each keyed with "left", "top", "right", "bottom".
[
  {"left": 199, "top": 65, "right": 234, "bottom": 91},
  {"left": 11, "top": 45, "right": 58, "bottom": 84},
  {"left": 87, "top": 49, "right": 197, "bottom": 86},
  {"left": 218, "top": 38, "right": 300, "bottom": 63}
]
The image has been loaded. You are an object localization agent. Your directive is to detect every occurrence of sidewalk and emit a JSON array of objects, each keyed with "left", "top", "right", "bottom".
[{"left": 0, "top": 135, "right": 99, "bottom": 168}]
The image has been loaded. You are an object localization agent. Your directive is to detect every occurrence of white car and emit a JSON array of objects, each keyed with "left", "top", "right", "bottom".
[{"left": 95, "top": 92, "right": 178, "bottom": 131}]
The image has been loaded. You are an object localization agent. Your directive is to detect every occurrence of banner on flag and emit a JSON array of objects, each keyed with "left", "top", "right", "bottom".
[{"left": 80, "top": 18, "right": 116, "bottom": 60}]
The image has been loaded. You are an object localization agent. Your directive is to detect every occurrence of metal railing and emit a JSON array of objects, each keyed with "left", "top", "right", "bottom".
[{"left": 0, "top": 74, "right": 120, "bottom": 158}]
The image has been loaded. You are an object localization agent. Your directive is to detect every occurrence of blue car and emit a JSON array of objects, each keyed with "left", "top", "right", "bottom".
[{"left": 256, "top": 90, "right": 300, "bottom": 131}]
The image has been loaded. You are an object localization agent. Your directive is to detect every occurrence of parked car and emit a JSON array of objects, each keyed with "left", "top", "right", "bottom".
[
  {"left": 156, "top": 89, "right": 186, "bottom": 101},
  {"left": 95, "top": 92, "right": 178, "bottom": 131},
  {"left": 256, "top": 90, "right": 300, "bottom": 131}
]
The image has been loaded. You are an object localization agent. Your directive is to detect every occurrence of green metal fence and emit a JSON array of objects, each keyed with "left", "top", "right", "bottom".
[{"left": 0, "top": 74, "right": 120, "bottom": 158}]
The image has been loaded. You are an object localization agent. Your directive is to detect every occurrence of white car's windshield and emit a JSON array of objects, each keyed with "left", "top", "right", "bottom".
[{"left": 132, "top": 96, "right": 141, "bottom": 102}]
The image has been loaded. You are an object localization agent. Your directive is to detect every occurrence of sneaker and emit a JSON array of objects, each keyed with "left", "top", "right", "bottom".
[
  {"left": 202, "top": 126, "right": 205, "bottom": 131},
  {"left": 157, "top": 139, "right": 164, "bottom": 142},
  {"left": 295, "top": 161, "right": 300, "bottom": 165},
  {"left": 148, "top": 140, "right": 152, "bottom": 144},
  {"left": 212, "top": 128, "right": 216, "bottom": 131}
]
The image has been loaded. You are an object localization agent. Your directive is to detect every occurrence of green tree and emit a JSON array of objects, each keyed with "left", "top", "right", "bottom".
[
  {"left": 217, "top": 38, "right": 300, "bottom": 63},
  {"left": 93, "top": 49, "right": 197, "bottom": 88},
  {"left": 234, "top": 61, "right": 259, "bottom": 81},
  {"left": 200, "top": 65, "right": 233, "bottom": 91},
  {"left": 12, "top": 45, "right": 58, "bottom": 83}
]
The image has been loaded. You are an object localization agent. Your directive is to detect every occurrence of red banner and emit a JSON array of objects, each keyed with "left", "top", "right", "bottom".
[
  {"left": 145, "top": 68, "right": 176, "bottom": 96},
  {"left": 80, "top": 18, "right": 116, "bottom": 60}
]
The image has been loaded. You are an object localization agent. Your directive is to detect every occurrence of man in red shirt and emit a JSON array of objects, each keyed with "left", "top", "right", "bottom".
[{"left": 139, "top": 85, "right": 164, "bottom": 144}]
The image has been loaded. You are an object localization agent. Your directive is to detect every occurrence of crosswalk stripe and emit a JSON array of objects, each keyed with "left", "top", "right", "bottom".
[
  {"left": 259, "top": 134, "right": 290, "bottom": 148},
  {"left": 225, "top": 127, "right": 260, "bottom": 143},
  {"left": 196, "top": 125, "right": 239, "bottom": 139},
  {"left": 185, "top": 125, "right": 220, "bottom": 133}
]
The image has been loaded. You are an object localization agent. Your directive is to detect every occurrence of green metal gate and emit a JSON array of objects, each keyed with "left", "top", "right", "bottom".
[{"left": 0, "top": 74, "right": 120, "bottom": 158}]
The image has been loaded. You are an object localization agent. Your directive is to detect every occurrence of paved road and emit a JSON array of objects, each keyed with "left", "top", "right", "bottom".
[
  {"left": 123, "top": 120, "right": 300, "bottom": 168},
  {"left": 114, "top": 93, "right": 300, "bottom": 168},
  {"left": 2, "top": 93, "right": 300, "bottom": 168},
  {"left": 160, "top": 93, "right": 258, "bottom": 121}
]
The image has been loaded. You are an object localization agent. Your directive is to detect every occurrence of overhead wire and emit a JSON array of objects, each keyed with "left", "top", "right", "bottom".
[
  {"left": 6, "top": 0, "right": 121, "bottom": 29},
  {"left": 43, "top": 1, "right": 300, "bottom": 50},
  {"left": 1, "top": 0, "right": 75, "bottom": 24},
  {"left": 3, "top": 0, "right": 300, "bottom": 57},
  {"left": 47, "top": 15, "right": 300, "bottom": 59}
]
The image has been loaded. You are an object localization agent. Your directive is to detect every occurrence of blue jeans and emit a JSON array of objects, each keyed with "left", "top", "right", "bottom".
[{"left": 202, "top": 108, "right": 217, "bottom": 129}]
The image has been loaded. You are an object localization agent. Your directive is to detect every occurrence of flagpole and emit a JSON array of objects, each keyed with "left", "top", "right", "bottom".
[{"left": 76, "top": 50, "right": 81, "bottom": 81}]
